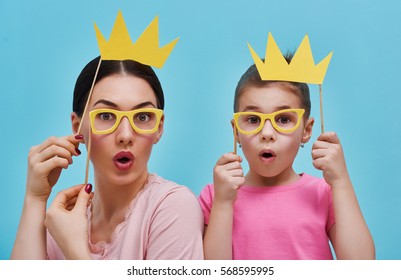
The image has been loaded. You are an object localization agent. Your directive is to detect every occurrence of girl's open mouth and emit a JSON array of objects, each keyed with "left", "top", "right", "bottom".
[{"left": 259, "top": 149, "right": 276, "bottom": 163}]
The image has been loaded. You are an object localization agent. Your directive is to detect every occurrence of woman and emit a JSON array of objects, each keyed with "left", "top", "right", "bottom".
[{"left": 11, "top": 57, "right": 204, "bottom": 260}]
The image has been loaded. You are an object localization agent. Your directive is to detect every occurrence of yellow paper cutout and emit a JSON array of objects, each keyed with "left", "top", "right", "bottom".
[
  {"left": 248, "top": 33, "right": 333, "bottom": 84},
  {"left": 94, "top": 10, "right": 179, "bottom": 68}
]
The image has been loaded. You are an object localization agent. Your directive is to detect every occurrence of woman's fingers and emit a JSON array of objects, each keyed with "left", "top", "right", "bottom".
[
  {"left": 52, "top": 184, "right": 93, "bottom": 212},
  {"left": 34, "top": 136, "right": 81, "bottom": 156},
  {"left": 51, "top": 185, "right": 84, "bottom": 210}
]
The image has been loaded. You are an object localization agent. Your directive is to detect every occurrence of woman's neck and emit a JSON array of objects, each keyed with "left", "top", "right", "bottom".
[
  {"left": 89, "top": 171, "right": 150, "bottom": 244},
  {"left": 91, "top": 171, "right": 149, "bottom": 222}
]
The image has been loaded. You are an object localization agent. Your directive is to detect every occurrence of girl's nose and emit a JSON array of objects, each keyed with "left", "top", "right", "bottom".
[{"left": 260, "top": 119, "right": 277, "bottom": 142}]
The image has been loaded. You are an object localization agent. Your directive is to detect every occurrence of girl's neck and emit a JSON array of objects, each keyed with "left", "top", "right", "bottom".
[{"left": 245, "top": 167, "right": 300, "bottom": 187}]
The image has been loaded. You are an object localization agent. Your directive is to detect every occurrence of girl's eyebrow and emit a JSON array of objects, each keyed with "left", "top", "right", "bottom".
[
  {"left": 242, "top": 105, "right": 260, "bottom": 111},
  {"left": 242, "top": 105, "right": 293, "bottom": 112},
  {"left": 93, "top": 99, "right": 157, "bottom": 109}
]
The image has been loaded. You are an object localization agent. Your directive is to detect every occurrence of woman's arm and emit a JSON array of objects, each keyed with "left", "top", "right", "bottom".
[
  {"left": 11, "top": 135, "right": 82, "bottom": 259},
  {"left": 312, "top": 132, "right": 375, "bottom": 259},
  {"left": 11, "top": 196, "right": 48, "bottom": 259},
  {"left": 145, "top": 187, "right": 204, "bottom": 260}
]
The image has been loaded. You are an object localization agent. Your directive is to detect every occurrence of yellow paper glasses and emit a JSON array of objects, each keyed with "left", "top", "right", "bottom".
[
  {"left": 233, "top": 108, "right": 305, "bottom": 135},
  {"left": 89, "top": 108, "right": 163, "bottom": 135}
]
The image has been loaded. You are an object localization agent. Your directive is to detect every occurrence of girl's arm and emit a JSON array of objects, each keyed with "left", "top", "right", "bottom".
[
  {"left": 312, "top": 132, "right": 375, "bottom": 259},
  {"left": 203, "top": 153, "right": 244, "bottom": 260},
  {"left": 203, "top": 202, "right": 235, "bottom": 259},
  {"left": 11, "top": 135, "right": 82, "bottom": 259}
]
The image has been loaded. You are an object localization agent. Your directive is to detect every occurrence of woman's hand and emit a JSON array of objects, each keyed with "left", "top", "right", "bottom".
[
  {"left": 45, "top": 184, "right": 93, "bottom": 260},
  {"left": 213, "top": 153, "right": 245, "bottom": 204},
  {"left": 312, "top": 132, "right": 350, "bottom": 187},
  {"left": 26, "top": 134, "right": 83, "bottom": 202}
]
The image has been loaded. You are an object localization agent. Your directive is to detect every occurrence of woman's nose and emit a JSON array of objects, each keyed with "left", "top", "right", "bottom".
[{"left": 115, "top": 117, "right": 135, "bottom": 145}]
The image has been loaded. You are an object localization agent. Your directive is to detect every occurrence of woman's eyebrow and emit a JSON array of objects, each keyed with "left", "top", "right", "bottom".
[
  {"left": 131, "top": 101, "right": 157, "bottom": 110},
  {"left": 92, "top": 100, "right": 157, "bottom": 109},
  {"left": 93, "top": 99, "right": 117, "bottom": 107}
]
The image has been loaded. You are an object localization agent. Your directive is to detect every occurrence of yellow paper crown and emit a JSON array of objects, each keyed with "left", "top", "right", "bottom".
[
  {"left": 248, "top": 33, "right": 333, "bottom": 84},
  {"left": 94, "top": 10, "right": 179, "bottom": 68}
]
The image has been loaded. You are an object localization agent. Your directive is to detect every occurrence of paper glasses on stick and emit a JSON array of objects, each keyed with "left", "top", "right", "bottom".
[
  {"left": 77, "top": 11, "right": 179, "bottom": 184},
  {"left": 233, "top": 33, "right": 332, "bottom": 154}
]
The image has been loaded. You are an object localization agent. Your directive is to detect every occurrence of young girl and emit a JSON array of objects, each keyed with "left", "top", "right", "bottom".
[
  {"left": 199, "top": 55, "right": 375, "bottom": 260},
  {"left": 12, "top": 57, "right": 204, "bottom": 260}
]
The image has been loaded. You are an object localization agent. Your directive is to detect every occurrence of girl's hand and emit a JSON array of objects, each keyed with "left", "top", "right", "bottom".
[
  {"left": 312, "top": 132, "right": 350, "bottom": 186},
  {"left": 26, "top": 135, "right": 83, "bottom": 202},
  {"left": 213, "top": 153, "right": 245, "bottom": 204},
  {"left": 45, "top": 184, "right": 93, "bottom": 260}
]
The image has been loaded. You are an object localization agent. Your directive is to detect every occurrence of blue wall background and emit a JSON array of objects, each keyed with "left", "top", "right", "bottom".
[{"left": 1, "top": 0, "right": 400, "bottom": 259}]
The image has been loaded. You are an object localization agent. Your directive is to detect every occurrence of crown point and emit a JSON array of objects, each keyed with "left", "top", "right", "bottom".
[
  {"left": 94, "top": 11, "right": 178, "bottom": 68},
  {"left": 248, "top": 33, "right": 332, "bottom": 84}
]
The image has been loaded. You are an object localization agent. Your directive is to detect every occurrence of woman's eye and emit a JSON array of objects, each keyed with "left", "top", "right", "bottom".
[
  {"left": 137, "top": 113, "right": 151, "bottom": 122},
  {"left": 99, "top": 113, "right": 114, "bottom": 121}
]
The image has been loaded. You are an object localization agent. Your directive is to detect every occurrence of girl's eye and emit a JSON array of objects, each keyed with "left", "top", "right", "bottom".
[
  {"left": 275, "top": 112, "right": 297, "bottom": 125},
  {"left": 277, "top": 116, "right": 290, "bottom": 124},
  {"left": 247, "top": 116, "right": 261, "bottom": 124}
]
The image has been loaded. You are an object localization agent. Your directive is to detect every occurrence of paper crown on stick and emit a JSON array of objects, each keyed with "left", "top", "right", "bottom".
[
  {"left": 248, "top": 33, "right": 333, "bottom": 84},
  {"left": 94, "top": 10, "right": 179, "bottom": 68}
]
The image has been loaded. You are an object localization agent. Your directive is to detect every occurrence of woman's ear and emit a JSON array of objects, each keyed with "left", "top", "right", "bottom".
[
  {"left": 301, "top": 117, "right": 314, "bottom": 144},
  {"left": 154, "top": 115, "right": 164, "bottom": 144},
  {"left": 71, "top": 112, "right": 81, "bottom": 134}
]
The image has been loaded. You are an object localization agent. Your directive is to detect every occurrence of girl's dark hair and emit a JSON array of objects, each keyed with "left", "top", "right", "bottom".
[
  {"left": 73, "top": 56, "right": 164, "bottom": 116},
  {"left": 233, "top": 52, "right": 311, "bottom": 118}
]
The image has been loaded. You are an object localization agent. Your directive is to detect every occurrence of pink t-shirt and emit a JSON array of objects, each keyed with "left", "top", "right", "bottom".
[
  {"left": 47, "top": 174, "right": 204, "bottom": 260},
  {"left": 199, "top": 173, "right": 335, "bottom": 260}
]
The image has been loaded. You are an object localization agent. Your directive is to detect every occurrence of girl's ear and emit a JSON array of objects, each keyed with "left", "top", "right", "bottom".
[
  {"left": 231, "top": 119, "right": 240, "bottom": 144},
  {"left": 154, "top": 115, "right": 164, "bottom": 144},
  {"left": 71, "top": 112, "right": 81, "bottom": 134},
  {"left": 301, "top": 117, "right": 314, "bottom": 144}
]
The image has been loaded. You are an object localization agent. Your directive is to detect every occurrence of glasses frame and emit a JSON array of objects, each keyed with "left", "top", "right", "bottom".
[
  {"left": 89, "top": 108, "right": 164, "bottom": 135},
  {"left": 233, "top": 108, "right": 305, "bottom": 135}
]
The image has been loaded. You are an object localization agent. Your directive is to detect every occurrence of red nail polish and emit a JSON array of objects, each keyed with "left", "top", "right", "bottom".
[
  {"left": 75, "top": 134, "right": 84, "bottom": 140},
  {"left": 75, "top": 148, "right": 81, "bottom": 155},
  {"left": 84, "top": 184, "right": 92, "bottom": 194}
]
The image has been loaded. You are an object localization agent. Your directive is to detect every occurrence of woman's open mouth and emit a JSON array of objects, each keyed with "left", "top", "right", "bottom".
[{"left": 113, "top": 151, "right": 134, "bottom": 171}]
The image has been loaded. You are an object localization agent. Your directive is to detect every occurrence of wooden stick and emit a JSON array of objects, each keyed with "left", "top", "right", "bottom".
[
  {"left": 84, "top": 131, "right": 92, "bottom": 185},
  {"left": 77, "top": 58, "right": 102, "bottom": 135},
  {"left": 319, "top": 84, "right": 325, "bottom": 133},
  {"left": 233, "top": 125, "right": 237, "bottom": 154}
]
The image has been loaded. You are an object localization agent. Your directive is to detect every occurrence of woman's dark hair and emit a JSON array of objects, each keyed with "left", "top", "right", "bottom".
[
  {"left": 233, "top": 52, "right": 311, "bottom": 119},
  {"left": 73, "top": 56, "right": 164, "bottom": 116}
]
